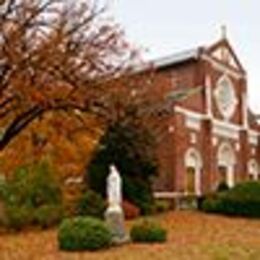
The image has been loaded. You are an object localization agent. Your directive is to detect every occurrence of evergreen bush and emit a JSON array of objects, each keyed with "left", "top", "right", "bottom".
[
  {"left": 87, "top": 121, "right": 158, "bottom": 215},
  {"left": 202, "top": 181, "right": 260, "bottom": 218},
  {"left": 34, "top": 205, "right": 63, "bottom": 229},
  {"left": 58, "top": 217, "right": 112, "bottom": 251},
  {"left": 130, "top": 219, "right": 167, "bottom": 243},
  {"left": 0, "top": 160, "right": 63, "bottom": 230},
  {"left": 76, "top": 190, "right": 106, "bottom": 219}
]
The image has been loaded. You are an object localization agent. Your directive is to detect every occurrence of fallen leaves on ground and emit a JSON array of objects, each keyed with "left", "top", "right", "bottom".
[{"left": 0, "top": 211, "right": 260, "bottom": 260}]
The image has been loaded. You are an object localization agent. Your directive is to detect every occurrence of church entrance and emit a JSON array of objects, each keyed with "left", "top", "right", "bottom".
[
  {"left": 184, "top": 148, "right": 202, "bottom": 195},
  {"left": 217, "top": 142, "right": 236, "bottom": 188}
]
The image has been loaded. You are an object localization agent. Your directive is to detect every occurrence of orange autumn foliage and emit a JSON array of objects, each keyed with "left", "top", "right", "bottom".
[{"left": 0, "top": 110, "right": 103, "bottom": 187}]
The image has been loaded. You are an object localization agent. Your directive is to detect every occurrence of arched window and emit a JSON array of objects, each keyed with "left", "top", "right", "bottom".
[
  {"left": 248, "top": 159, "right": 259, "bottom": 181},
  {"left": 217, "top": 142, "right": 236, "bottom": 187},
  {"left": 184, "top": 147, "right": 202, "bottom": 195}
]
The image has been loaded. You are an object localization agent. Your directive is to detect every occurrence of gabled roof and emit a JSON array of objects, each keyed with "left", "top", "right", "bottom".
[
  {"left": 149, "top": 37, "right": 245, "bottom": 74},
  {"left": 152, "top": 48, "right": 200, "bottom": 69},
  {"left": 206, "top": 38, "right": 245, "bottom": 73}
]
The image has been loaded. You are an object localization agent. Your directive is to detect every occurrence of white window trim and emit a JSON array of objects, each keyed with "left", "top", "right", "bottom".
[
  {"left": 201, "top": 53, "right": 246, "bottom": 80},
  {"left": 174, "top": 105, "right": 259, "bottom": 142}
]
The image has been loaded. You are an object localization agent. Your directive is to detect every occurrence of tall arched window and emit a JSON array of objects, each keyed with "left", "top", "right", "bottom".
[
  {"left": 217, "top": 142, "right": 236, "bottom": 187},
  {"left": 248, "top": 159, "right": 259, "bottom": 181},
  {"left": 184, "top": 147, "right": 202, "bottom": 195}
]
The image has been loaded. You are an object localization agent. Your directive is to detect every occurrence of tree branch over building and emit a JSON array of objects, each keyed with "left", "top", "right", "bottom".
[{"left": 0, "top": 0, "right": 138, "bottom": 149}]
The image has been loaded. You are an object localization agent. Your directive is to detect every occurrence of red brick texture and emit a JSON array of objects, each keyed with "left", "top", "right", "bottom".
[{"left": 151, "top": 39, "right": 260, "bottom": 194}]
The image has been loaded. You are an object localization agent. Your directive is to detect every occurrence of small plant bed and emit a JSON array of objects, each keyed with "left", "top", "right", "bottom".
[{"left": 130, "top": 218, "right": 167, "bottom": 243}]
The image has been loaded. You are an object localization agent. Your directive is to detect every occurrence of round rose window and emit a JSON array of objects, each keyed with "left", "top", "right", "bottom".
[{"left": 215, "top": 75, "right": 237, "bottom": 120}]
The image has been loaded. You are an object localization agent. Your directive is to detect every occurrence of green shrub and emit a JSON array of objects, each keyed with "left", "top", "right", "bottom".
[
  {"left": 154, "top": 200, "right": 171, "bottom": 213},
  {"left": 0, "top": 160, "right": 63, "bottom": 230},
  {"left": 123, "top": 177, "right": 154, "bottom": 215},
  {"left": 2, "top": 161, "right": 61, "bottom": 208},
  {"left": 216, "top": 181, "right": 229, "bottom": 192},
  {"left": 6, "top": 205, "right": 33, "bottom": 231},
  {"left": 202, "top": 182, "right": 260, "bottom": 218},
  {"left": 130, "top": 219, "right": 167, "bottom": 243},
  {"left": 76, "top": 190, "right": 106, "bottom": 219},
  {"left": 201, "top": 196, "right": 221, "bottom": 213},
  {"left": 28, "top": 161, "right": 61, "bottom": 207},
  {"left": 58, "top": 217, "right": 112, "bottom": 251},
  {"left": 34, "top": 205, "right": 63, "bottom": 229}
]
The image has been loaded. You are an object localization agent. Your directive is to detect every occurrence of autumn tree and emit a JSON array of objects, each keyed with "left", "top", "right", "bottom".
[{"left": 0, "top": 0, "right": 139, "bottom": 150}]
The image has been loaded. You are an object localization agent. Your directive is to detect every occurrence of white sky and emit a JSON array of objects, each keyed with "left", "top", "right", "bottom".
[{"left": 110, "top": 0, "right": 260, "bottom": 113}]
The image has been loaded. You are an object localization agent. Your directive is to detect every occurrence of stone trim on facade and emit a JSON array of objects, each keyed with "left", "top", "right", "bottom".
[{"left": 151, "top": 36, "right": 260, "bottom": 196}]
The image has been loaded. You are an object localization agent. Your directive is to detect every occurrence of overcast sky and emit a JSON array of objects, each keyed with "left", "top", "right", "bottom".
[{"left": 110, "top": 0, "right": 260, "bottom": 113}]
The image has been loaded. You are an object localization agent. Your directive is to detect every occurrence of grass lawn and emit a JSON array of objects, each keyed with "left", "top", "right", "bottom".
[{"left": 0, "top": 211, "right": 260, "bottom": 260}]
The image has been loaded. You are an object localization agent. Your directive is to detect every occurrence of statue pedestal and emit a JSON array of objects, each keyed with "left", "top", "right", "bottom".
[{"left": 105, "top": 206, "right": 129, "bottom": 245}]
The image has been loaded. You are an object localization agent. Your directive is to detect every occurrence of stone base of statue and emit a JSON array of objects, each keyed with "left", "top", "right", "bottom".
[{"left": 105, "top": 205, "right": 129, "bottom": 245}]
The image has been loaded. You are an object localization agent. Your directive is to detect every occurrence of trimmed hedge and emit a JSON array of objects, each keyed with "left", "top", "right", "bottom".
[
  {"left": 58, "top": 217, "right": 112, "bottom": 251},
  {"left": 202, "top": 181, "right": 260, "bottom": 218},
  {"left": 130, "top": 219, "right": 167, "bottom": 243}
]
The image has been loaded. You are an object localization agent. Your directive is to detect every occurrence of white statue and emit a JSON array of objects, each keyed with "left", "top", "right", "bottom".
[
  {"left": 105, "top": 164, "right": 129, "bottom": 244},
  {"left": 107, "top": 165, "right": 122, "bottom": 212}
]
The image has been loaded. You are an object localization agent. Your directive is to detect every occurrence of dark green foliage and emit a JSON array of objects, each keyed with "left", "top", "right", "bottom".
[
  {"left": 202, "top": 181, "right": 260, "bottom": 218},
  {"left": 130, "top": 219, "right": 167, "bottom": 243},
  {"left": 76, "top": 190, "right": 106, "bottom": 219},
  {"left": 58, "top": 217, "right": 112, "bottom": 251},
  {"left": 2, "top": 161, "right": 61, "bottom": 208},
  {"left": 201, "top": 194, "right": 221, "bottom": 213},
  {"left": 123, "top": 176, "right": 154, "bottom": 215},
  {"left": 216, "top": 181, "right": 229, "bottom": 192},
  {"left": 34, "top": 205, "right": 63, "bottom": 229},
  {"left": 87, "top": 121, "right": 158, "bottom": 214},
  {"left": 0, "top": 160, "right": 63, "bottom": 230},
  {"left": 5, "top": 205, "right": 33, "bottom": 231},
  {"left": 197, "top": 195, "right": 206, "bottom": 211}
]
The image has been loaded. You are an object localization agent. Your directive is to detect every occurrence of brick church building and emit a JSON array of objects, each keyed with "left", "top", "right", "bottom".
[{"left": 149, "top": 33, "right": 260, "bottom": 198}]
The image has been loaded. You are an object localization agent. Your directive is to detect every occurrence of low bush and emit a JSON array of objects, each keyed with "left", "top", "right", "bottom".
[
  {"left": 122, "top": 200, "right": 140, "bottom": 219},
  {"left": 5, "top": 205, "right": 33, "bottom": 231},
  {"left": 201, "top": 195, "right": 221, "bottom": 213},
  {"left": 201, "top": 181, "right": 260, "bottom": 218},
  {"left": 58, "top": 217, "right": 112, "bottom": 251},
  {"left": 34, "top": 205, "right": 63, "bottom": 229},
  {"left": 216, "top": 181, "right": 229, "bottom": 192},
  {"left": 154, "top": 200, "right": 171, "bottom": 213},
  {"left": 130, "top": 219, "right": 167, "bottom": 243},
  {"left": 76, "top": 190, "right": 106, "bottom": 219},
  {"left": 0, "top": 160, "right": 63, "bottom": 230}
]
